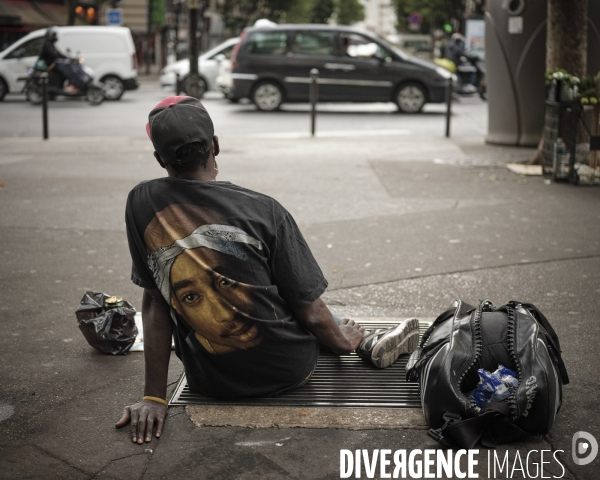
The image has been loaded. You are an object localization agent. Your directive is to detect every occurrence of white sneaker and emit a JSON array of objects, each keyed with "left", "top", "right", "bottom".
[{"left": 356, "top": 318, "right": 420, "bottom": 369}]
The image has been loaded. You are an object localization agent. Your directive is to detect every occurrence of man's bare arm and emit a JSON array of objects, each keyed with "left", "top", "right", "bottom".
[
  {"left": 294, "top": 298, "right": 364, "bottom": 354},
  {"left": 115, "top": 288, "right": 173, "bottom": 443}
]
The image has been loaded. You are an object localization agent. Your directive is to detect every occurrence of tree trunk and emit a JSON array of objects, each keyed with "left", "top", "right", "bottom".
[
  {"left": 547, "top": 0, "right": 588, "bottom": 75},
  {"left": 530, "top": 0, "right": 588, "bottom": 164}
]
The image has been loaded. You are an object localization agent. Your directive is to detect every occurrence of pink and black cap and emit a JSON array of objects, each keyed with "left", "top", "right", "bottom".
[{"left": 146, "top": 96, "right": 214, "bottom": 165}]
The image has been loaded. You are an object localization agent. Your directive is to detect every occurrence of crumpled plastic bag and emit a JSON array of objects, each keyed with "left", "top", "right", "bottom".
[
  {"left": 75, "top": 291, "right": 138, "bottom": 355},
  {"left": 469, "top": 365, "right": 519, "bottom": 408}
]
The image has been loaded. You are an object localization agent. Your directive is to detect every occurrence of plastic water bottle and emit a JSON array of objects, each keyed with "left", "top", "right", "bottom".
[{"left": 553, "top": 138, "right": 568, "bottom": 178}]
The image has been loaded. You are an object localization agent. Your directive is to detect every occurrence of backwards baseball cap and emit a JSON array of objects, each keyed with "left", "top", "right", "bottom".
[{"left": 146, "top": 96, "right": 214, "bottom": 165}]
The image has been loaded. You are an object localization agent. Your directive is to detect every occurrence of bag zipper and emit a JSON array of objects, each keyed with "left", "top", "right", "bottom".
[
  {"left": 505, "top": 305, "right": 521, "bottom": 421},
  {"left": 456, "top": 304, "right": 484, "bottom": 412}
]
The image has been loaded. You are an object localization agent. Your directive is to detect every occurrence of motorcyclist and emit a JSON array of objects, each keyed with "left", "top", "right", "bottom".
[
  {"left": 39, "top": 29, "right": 67, "bottom": 66},
  {"left": 446, "top": 34, "right": 466, "bottom": 65},
  {"left": 446, "top": 33, "right": 477, "bottom": 93},
  {"left": 38, "top": 28, "right": 79, "bottom": 94}
]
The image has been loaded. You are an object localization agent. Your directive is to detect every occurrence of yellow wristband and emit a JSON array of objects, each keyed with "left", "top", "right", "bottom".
[{"left": 142, "top": 395, "right": 168, "bottom": 406}]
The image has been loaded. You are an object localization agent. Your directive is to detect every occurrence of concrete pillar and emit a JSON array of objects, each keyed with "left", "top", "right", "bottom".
[{"left": 485, "top": 1, "right": 600, "bottom": 147}]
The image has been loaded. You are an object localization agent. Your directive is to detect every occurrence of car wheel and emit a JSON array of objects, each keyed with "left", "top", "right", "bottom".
[
  {"left": 0, "top": 78, "right": 7, "bottom": 101},
  {"left": 182, "top": 76, "right": 207, "bottom": 98},
  {"left": 395, "top": 83, "right": 426, "bottom": 113},
  {"left": 252, "top": 81, "right": 283, "bottom": 111},
  {"left": 101, "top": 75, "right": 124, "bottom": 100}
]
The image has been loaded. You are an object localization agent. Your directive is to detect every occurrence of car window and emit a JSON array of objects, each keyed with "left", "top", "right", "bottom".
[
  {"left": 291, "top": 31, "right": 336, "bottom": 55},
  {"left": 209, "top": 44, "right": 235, "bottom": 60},
  {"left": 246, "top": 31, "right": 288, "bottom": 55},
  {"left": 6, "top": 37, "right": 44, "bottom": 59},
  {"left": 340, "top": 33, "right": 392, "bottom": 60}
]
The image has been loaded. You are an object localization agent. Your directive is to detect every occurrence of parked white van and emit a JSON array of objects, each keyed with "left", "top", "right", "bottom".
[{"left": 0, "top": 26, "right": 138, "bottom": 101}]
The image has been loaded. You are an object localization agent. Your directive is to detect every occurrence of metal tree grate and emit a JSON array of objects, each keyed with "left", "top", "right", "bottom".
[{"left": 169, "top": 320, "right": 428, "bottom": 408}]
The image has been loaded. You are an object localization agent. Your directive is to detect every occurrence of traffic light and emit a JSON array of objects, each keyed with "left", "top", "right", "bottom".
[
  {"left": 443, "top": 23, "right": 453, "bottom": 33},
  {"left": 74, "top": 1, "right": 98, "bottom": 24}
]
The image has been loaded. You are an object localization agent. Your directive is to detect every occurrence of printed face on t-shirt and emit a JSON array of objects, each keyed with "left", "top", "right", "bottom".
[{"left": 169, "top": 247, "right": 263, "bottom": 354}]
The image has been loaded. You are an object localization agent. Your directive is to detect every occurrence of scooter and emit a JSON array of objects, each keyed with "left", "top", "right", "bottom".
[
  {"left": 23, "top": 58, "right": 105, "bottom": 106},
  {"left": 435, "top": 54, "right": 486, "bottom": 101}
]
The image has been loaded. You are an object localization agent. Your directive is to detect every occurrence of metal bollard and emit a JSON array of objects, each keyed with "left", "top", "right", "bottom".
[
  {"left": 445, "top": 78, "right": 453, "bottom": 138},
  {"left": 41, "top": 72, "right": 49, "bottom": 140},
  {"left": 309, "top": 68, "right": 319, "bottom": 137},
  {"left": 175, "top": 73, "right": 182, "bottom": 96}
]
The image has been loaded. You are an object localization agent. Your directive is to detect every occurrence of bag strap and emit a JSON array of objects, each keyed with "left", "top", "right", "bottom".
[
  {"left": 407, "top": 300, "right": 477, "bottom": 381},
  {"left": 418, "top": 304, "right": 457, "bottom": 348},
  {"left": 508, "top": 301, "right": 569, "bottom": 385},
  {"left": 405, "top": 304, "right": 458, "bottom": 381},
  {"left": 428, "top": 403, "right": 525, "bottom": 449}
]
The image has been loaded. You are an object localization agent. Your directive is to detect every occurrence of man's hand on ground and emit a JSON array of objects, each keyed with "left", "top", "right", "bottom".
[
  {"left": 115, "top": 400, "right": 168, "bottom": 444},
  {"left": 336, "top": 318, "right": 365, "bottom": 354}
]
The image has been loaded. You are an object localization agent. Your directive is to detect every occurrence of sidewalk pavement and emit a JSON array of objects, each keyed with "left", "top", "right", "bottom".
[{"left": 0, "top": 131, "right": 599, "bottom": 479}]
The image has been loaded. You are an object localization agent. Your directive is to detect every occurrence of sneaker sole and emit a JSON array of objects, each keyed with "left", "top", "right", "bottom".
[{"left": 370, "top": 318, "right": 420, "bottom": 369}]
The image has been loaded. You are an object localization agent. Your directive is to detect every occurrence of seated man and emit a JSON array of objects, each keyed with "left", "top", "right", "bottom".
[{"left": 116, "top": 96, "right": 420, "bottom": 444}]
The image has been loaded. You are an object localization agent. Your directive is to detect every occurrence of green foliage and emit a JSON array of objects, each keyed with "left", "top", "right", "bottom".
[
  {"left": 151, "top": 0, "right": 165, "bottom": 25},
  {"left": 578, "top": 72, "right": 600, "bottom": 98},
  {"left": 336, "top": 0, "right": 365, "bottom": 25},
  {"left": 217, "top": 0, "right": 364, "bottom": 34},
  {"left": 310, "top": 0, "right": 336, "bottom": 23},
  {"left": 393, "top": 0, "right": 464, "bottom": 33}
]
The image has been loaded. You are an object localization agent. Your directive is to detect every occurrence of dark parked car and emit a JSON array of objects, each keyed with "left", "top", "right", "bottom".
[{"left": 230, "top": 25, "right": 454, "bottom": 112}]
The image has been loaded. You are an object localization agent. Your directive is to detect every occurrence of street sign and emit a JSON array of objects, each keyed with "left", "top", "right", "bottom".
[
  {"left": 408, "top": 12, "right": 422, "bottom": 32},
  {"left": 106, "top": 8, "right": 122, "bottom": 26},
  {"left": 408, "top": 12, "right": 422, "bottom": 26}
]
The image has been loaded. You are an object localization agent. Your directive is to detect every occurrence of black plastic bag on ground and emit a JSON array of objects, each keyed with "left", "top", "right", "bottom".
[{"left": 76, "top": 291, "right": 138, "bottom": 355}]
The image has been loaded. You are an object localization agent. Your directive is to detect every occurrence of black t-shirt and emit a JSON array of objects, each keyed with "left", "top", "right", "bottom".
[{"left": 125, "top": 178, "right": 325, "bottom": 399}]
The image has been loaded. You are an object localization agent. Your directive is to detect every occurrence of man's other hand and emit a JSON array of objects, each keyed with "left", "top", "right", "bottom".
[
  {"left": 115, "top": 400, "right": 168, "bottom": 444},
  {"left": 337, "top": 318, "right": 365, "bottom": 353}
]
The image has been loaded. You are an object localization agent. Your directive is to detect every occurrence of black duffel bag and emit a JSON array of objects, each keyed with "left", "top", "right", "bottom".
[{"left": 406, "top": 299, "right": 569, "bottom": 449}]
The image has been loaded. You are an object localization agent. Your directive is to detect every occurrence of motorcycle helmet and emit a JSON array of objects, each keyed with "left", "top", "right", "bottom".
[
  {"left": 46, "top": 27, "right": 58, "bottom": 43},
  {"left": 451, "top": 33, "right": 465, "bottom": 45}
]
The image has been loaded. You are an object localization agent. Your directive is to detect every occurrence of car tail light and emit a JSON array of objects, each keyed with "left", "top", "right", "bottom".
[
  {"left": 231, "top": 31, "right": 246, "bottom": 72},
  {"left": 132, "top": 53, "right": 138, "bottom": 71}
]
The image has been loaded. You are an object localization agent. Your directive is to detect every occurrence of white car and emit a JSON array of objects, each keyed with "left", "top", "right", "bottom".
[
  {"left": 215, "top": 57, "right": 233, "bottom": 96},
  {"left": 0, "top": 26, "right": 138, "bottom": 101},
  {"left": 159, "top": 37, "right": 239, "bottom": 94}
]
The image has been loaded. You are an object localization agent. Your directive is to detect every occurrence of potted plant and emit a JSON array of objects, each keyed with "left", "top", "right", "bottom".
[
  {"left": 545, "top": 68, "right": 580, "bottom": 102},
  {"left": 577, "top": 72, "right": 600, "bottom": 105}
]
